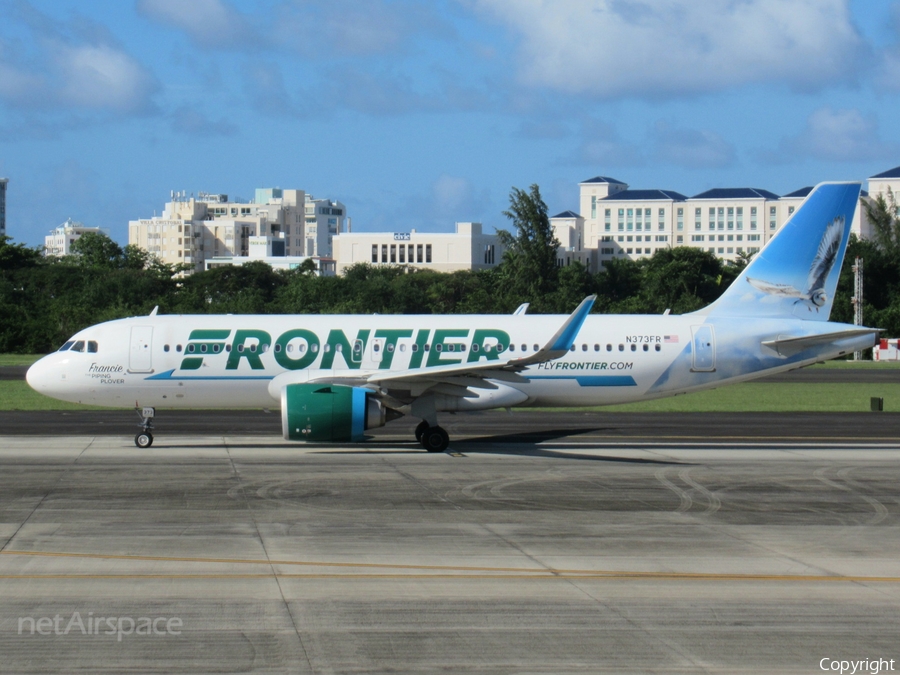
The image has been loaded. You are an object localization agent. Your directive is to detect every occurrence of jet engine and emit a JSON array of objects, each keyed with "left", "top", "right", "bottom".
[{"left": 280, "top": 383, "right": 390, "bottom": 441}]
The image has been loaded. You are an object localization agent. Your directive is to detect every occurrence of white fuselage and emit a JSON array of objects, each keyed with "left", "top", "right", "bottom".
[{"left": 25, "top": 312, "right": 873, "bottom": 412}]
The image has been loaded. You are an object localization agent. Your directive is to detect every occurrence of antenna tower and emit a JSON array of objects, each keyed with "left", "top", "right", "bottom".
[{"left": 852, "top": 256, "right": 864, "bottom": 360}]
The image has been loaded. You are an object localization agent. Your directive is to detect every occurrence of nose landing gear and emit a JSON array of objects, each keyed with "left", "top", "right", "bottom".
[{"left": 134, "top": 406, "right": 155, "bottom": 448}]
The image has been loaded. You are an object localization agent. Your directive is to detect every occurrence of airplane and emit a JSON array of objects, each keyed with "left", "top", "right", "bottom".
[{"left": 26, "top": 182, "right": 877, "bottom": 452}]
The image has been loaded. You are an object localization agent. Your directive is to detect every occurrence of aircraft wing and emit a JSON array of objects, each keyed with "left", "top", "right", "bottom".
[
  {"left": 276, "top": 295, "right": 596, "bottom": 403},
  {"left": 761, "top": 328, "right": 879, "bottom": 358},
  {"left": 365, "top": 294, "right": 596, "bottom": 388}
]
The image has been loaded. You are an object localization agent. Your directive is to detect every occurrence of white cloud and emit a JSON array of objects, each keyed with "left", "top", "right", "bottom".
[
  {"left": 55, "top": 44, "right": 157, "bottom": 113},
  {"left": 776, "top": 107, "right": 898, "bottom": 161},
  {"left": 652, "top": 122, "right": 736, "bottom": 169},
  {"left": 137, "top": 0, "right": 255, "bottom": 49},
  {"left": 0, "top": 6, "right": 158, "bottom": 115},
  {"left": 468, "top": 0, "right": 865, "bottom": 97}
]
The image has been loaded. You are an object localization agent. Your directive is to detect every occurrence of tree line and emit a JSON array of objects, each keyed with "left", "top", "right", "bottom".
[{"left": 0, "top": 185, "right": 897, "bottom": 354}]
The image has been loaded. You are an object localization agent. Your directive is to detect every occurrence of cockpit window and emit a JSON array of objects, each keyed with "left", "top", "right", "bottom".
[
  {"left": 58, "top": 341, "right": 74, "bottom": 352},
  {"left": 87, "top": 341, "right": 98, "bottom": 353},
  {"left": 71, "top": 341, "right": 85, "bottom": 352}
]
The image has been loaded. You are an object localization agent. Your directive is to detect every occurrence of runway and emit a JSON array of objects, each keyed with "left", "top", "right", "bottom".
[
  {"left": 0, "top": 429, "right": 899, "bottom": 673},
  {"left": 2, "top": 408, "right": 899, "bottom": 443}
]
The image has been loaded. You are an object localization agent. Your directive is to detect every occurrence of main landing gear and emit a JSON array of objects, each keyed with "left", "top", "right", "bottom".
[
  {"left": 134, "top": 406, "right": 155, "bottom": 448},
  {"left": 415, "top": 420, "right": 450, "bottom": 453}
]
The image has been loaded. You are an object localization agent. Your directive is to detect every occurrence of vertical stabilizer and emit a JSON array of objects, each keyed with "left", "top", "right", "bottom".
[{"left": 704, "top": 182, "right": 860, "bottom": 321}]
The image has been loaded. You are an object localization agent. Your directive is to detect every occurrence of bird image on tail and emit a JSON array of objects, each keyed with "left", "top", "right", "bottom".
[{"left": 746, "top": 216, "right": 844, "bottom": 313}]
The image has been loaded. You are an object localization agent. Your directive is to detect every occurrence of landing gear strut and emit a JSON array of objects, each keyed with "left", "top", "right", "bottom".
[
  {"left": 418, "top": 423, "right": 450, "bottom": 453},
  {"left": 134, "top": 406, "right": 155, "bottom": 448}
]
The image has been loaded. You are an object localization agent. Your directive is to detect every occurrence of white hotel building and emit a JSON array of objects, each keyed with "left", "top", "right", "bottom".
[
  {"left": 43, "top": 219, "right": 108, "bottom": 256},
  {"left": 553, "top": 172, "right": 879, "bottom": 271},
  {"left": 332, "top": 222, "right": 504, "bottom": 275},
  {"left": 129, "top": 188, "right": 346, "bottom": 274}
]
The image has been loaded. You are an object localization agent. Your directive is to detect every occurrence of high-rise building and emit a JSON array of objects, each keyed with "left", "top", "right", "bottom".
[
  {"left": 0, "top": 178, "right": 8, "bottom": 238},
  {"left": 129, "top": 188, "right": 345, "bottom": 273}
]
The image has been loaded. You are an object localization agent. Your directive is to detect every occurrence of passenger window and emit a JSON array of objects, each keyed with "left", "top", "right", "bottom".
[
  {"left": 58, "top": 341, "right": 74, "bottom": 352},
  {"left": 214, "top": 344, "right": 221, "bottom": 353},
  {"left": 509, "top": 344, "right": 515, "bottom": 352},
  {"left": 412, "top": 344, "right": 419, "bottom": 352},
  {"left": 594, "top": 344, "right": 600, "bottom": 352},
  {"left": 570, "top": 345, "right": 576, "bottom": 352},
  {"left": 164, "top": 344, "right": 170, "bottom": 352},
  {"left": 399, "top": 344, "right": 407, "bottom": 352},
  {"left": 655, "top": 344, "right": 661, "bottom": 352},
  {"left": 581, "top": 344, "right": 587, "bottom": 351},
  {"left": 373, "top": 343, "right": 380, "bottom": 352},
  {"left": 618, "top": 344, "right": 624, "bottom": 352},
  {"left": 631, "top": 344, "right": 637, "bottom": 351},
  {"left": 287, "top": 344, "right": 294, "bottom": 353},
  {"left": 533, "top": 344, "right": 538, "bottom": 351},
  {"left": 607, "top": 344, "right": 612, "bottom": 351},
  {"left": 469, "top": 344, "right": 477, "bottom": 352},
  {"left": 275, "top": 344, "right": 282, "bottom": 353},
  {"left": 176, "top": 345, "right": 182, "bottom": 352},
  {"left": 311, "top": 344, "right": 319, "bottom": 353},
  {"left": 201, "top": 345, "right": 208, "bottom": 353},
  {"left": 72, "top": 341, "right": 85, "bottom": 352},
  {"left": 643, "top": 344, "right": 649, "bottom": 351},
  {"left": 250, "top": 344, "right": 257, "bottom": 353},
  {"left": 387, "top": 343, "right": 394, "bottom": 352},
  {"left": 237, "top": 344, "right": 244, "bottom": 352}
]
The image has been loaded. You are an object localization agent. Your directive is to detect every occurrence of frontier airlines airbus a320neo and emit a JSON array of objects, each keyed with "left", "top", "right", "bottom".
[{"left": 27, "top": 182, "right": 877, "bottom": 452}]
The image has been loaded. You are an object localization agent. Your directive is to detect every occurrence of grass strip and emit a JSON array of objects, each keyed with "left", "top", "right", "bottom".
[
  {"left": 2, "top": 379, "right": 900, "bottom": 413},
  {"left": 0, "top": 381, "right": 112, "bottom": 411},
  {"left": 0, "top": 354, "right": 44, "bottom": 366}
]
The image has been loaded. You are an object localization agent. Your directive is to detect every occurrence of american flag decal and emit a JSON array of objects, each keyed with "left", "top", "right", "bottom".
[{"left": 664, "top": 335, "right": 679, "bottom": 343}]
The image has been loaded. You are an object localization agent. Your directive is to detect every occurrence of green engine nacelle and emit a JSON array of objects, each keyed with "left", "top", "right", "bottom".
[{"left": 280, "top": 383, "right": 385, "bottom": 441}]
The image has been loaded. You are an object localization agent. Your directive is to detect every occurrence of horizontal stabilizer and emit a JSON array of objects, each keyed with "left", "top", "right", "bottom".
[{"left": 761, "top": 329, "right": 879, "bottom": 358}]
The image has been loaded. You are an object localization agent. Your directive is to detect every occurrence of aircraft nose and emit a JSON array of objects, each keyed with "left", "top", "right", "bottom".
[{"left": 26, "top": 357, "right": 53, "bottom": 394}]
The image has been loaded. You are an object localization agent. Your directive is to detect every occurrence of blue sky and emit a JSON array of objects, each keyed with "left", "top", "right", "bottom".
[{"left": 2, "top": 0, "right": 900, "bottom": 247}]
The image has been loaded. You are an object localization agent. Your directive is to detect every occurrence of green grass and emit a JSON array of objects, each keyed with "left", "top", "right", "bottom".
[
  {"left": 3, "top": 379, "right": 899, "bottom": 413},
  {"left": 0, "top": 354, "right": 44, "bottom": 366},
  {"left": 0, "top": 381, "right": 111, "bottom": 411},
  {"left": 595, "top": 383, "right": 900, "bottom": 413}
]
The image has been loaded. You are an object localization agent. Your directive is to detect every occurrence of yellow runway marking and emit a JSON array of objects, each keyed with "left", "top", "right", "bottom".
[
  {"left": 0, "top": 572, "right": 899, "bottom": 582},
  {"left": 1, "top": 550, "right": 899, "bottom": 582}
]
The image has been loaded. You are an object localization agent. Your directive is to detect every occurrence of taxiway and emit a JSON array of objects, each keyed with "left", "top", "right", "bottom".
[{"left": 0, "top": 426, "right": 898, "bottom": 673}]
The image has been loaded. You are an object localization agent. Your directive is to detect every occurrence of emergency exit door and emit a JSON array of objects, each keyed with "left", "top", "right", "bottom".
[{"left": 129, "top": 326, "right": 153, "bottom": 373}]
